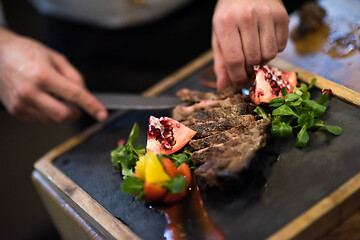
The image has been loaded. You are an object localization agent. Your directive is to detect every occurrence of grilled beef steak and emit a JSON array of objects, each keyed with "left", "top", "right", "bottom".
[
  {"left": 172, "top": 94, "right": 250, "bottom": 121},
  {"left": 176, "top": 87, "right": 236, "bottom": 102},
  {"left": 173, "top": 88, "right": 270, "bottom": 187},
  {"left": 188, "top": 115, "right": 256, "bottom": 139},
  {"left": 189, "top": 119, "right": 269, "bottom": 150}
]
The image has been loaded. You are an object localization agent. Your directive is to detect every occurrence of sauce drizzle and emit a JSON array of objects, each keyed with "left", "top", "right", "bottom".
[{"left": 151, "top": 176, "right": 225, "bottom": 240}]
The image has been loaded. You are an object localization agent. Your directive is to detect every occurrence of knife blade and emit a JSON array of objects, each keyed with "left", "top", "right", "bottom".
[{"left": 93, "top": 93, "right": 182, "bottom": 110}]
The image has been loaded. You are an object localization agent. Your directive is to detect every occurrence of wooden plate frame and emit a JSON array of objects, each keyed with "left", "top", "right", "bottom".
[{"left": 32, "top": 50, "right": 360, "bottom": 240}]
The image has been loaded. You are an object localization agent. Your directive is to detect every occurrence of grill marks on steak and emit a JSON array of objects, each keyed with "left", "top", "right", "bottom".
[
  {"left": 172, "top": 94, "right": 250, "bottom": 121},
  {"left": 191, "top": 126, "right": 269, "bottom": 164},
  {"left": 188, "top": 115, "right": 256, "bottom": 138},
  {"left": 186, "top": 103, "right": 251, "bottom": 124},
  {"left": 173, "top": 88, "right": 270, "bottom": 188},
  {"left": 176, "top": 87, "right": 236, "bottom": 102},
  {"left": 189, "top": 119, "right": 269, "bottom": 150}
]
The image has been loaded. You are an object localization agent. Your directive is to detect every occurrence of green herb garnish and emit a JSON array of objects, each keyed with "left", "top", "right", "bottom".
[
  {"left": 111, "top": 123, "right": 146, "bottom": 177},
  {"left": 254, "top": 79, "right": 342, "bottom": 148},
  {"left": 162, "top": 175, "right": 187, "bottom": 194}
]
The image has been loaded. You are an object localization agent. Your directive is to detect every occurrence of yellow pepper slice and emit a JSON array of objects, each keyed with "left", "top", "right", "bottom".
[{"left": 145, "top": 152, "right": 170, "bottom": 184}]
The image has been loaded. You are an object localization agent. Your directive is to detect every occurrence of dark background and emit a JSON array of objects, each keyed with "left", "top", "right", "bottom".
[{"left": 0, "top": 1, "right": 66, "bottom": 239}]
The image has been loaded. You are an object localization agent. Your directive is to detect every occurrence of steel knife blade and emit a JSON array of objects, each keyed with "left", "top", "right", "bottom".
[{"left": 93, "top": 93, "right": 182, "bottom": 110}]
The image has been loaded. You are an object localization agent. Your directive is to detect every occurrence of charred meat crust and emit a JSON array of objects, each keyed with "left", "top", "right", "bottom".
[
  {"left": 172, "top": 94, "right": 250, "bottom": 121},
  {"left": 194, "top": 136, "right": 268, "bottom": 187},
  {"left": 189, "top": 119, "right": 270, "bottom": 151},
  {"left": 176, "top": 87, "right": 236, "bottom": 103},
  {"left": 187, "top": 115, "right": 256, "bottom": 139}
]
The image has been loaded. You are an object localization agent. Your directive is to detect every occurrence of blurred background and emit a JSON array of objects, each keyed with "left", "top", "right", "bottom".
[{"left": 0, "top": 1, "right": 70, "bottom": 239}]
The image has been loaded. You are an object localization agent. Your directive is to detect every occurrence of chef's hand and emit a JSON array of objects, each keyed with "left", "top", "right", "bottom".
[
  {"left": 0, "top": 28, "right": 108, "bottom": 124},
  {"left": 212, "top": 0, "right": 289, "bottom": 90}
]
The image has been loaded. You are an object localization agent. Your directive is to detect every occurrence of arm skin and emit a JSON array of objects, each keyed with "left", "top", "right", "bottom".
[
  {"left": 212, "top": 0, "right": 289, "bottom": 90},
  {"left": 0, "top": 28, "right": 108, "bottom": 124}
]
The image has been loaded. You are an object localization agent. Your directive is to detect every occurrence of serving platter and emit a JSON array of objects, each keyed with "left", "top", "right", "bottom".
[{"left": 32, "top": 50, "right": 360, "bottom": 240}]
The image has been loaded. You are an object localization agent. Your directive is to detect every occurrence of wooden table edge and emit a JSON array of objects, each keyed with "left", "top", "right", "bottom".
[{"left": 33, "top": 51, "right": 360, "bottom": 240}]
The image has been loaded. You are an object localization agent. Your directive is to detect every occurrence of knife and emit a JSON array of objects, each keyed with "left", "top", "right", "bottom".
[{"left": 93, "top": 93, "right": 182, "bottom": 110}]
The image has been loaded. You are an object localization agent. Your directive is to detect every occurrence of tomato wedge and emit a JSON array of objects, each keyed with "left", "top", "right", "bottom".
[
  {"left": 161, "top": 157, "right": 178, "bottom": 178},
  {"left": 143, "top": 182, "right": 167, "bottom": 202},
  {"left": 177, "top": 163, "right": 191, "bottom": 188}
]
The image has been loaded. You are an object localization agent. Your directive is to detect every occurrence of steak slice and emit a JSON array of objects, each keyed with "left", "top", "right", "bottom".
[
  {"left": 172, "top": 94, "right": 250, "bottom": 121},
  {"left": 187, "top": 114, "right": 256, "bottom": 138},
  {"left": 191, "top": 128, "right": 268, "bottom": 164},
  {"left": 194, "top": 135, "right": 268, "bottom": 187},
  {"left": 190, "top": 119, "right": 270, "bottom": 151},
  {"left": 176, "top": 87, "right": 236, "bottom": 102},
  {"left": 186, "top": 103, "right": 251, "bottom": 124}
]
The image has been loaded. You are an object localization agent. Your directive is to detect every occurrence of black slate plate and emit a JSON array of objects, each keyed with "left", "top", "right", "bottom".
[{"left": 54, "top": 64, "right": 360, "bottom": 240}]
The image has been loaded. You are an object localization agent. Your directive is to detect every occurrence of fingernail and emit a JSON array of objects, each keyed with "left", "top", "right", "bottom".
[{"left": 96, "top": 111, "right": 108, "bottom": 121}]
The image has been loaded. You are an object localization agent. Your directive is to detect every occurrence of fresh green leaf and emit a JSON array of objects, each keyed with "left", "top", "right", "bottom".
[
  {"left": 303, "top": 100, "right": 327, "bottom": 116},
  {"left": 294, "top": 87, "right": 303, "bottom": 96},
  {"left": 299, "top": 83, "right": 308, "bottom": 93},
  {"left": 127, "top": 123, "right": 140, "bottom": 145},
  {"left": 308, "top": 78, "right": 317, "bottom": 90},
  {"left": 281, "top": 87, "right": 288, "bottom": 96},
  {"left": 312, "top": 119, "right": 324, "bottom": 128},
  {"left": 165, "top": 150, "right": 193, "bottom": 168},
  {"left": 324, "top": 125, "right": 343, "bottom": 135},
  {"left": 271, "top": 122, "right": 293, "bottom": 138},
  {"left": 296, "top": 125, "right": 309, "bottom": 148},
  {"left": 290, "top": 99, "right": 303, "bottom": 107},
  {"left": 272, "top": 104, "right": 298, "bottom": 117},
  {"left": 253, "top": 106, "right": 269, "bottom": 120},
  {"left": 298, "top": 113, "right": 314, "bottom": 128},
  {"left": 163, "top": 175, "right": 186, "bottom": 194},
  {"left": 285, "top": 93, "right": 300, "bottom": 103},
  {"left": 120, "top": 176, "right": 144, "bottom": 194},
  {"left": 110, "top": 123, "right": 146, "bottom": 178},
  {"left": 318, "top": 92, "right": 329, "bottom": 107},
  {"left": 301, "top": 91, "right": 311, "bottom": 101},
  {"left": 269, "top": 97, "right": 285, "bottom": 108}
]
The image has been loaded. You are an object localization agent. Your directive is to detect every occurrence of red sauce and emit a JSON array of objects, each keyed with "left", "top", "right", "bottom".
[{"left": 151, "top": 176, "right": 225, "bottom": 240}]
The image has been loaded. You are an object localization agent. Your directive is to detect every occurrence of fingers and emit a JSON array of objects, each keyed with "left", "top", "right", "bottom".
[
  {"left": 39, "top": 67, "right": 108, "bottom": 122},
  {"left": 49, "top": 50, "right": 85, "bottom": 87},
  {"left": 274, "top": 9, "right": 289, "bottom": 52},
  {"left": 31, "top": 91, "right": 82, "bottom": 123},
  {"left": 259, "top": 10, "right": 278, "bottom": 63},
  {"left": 237, "top": 9, "right": 261, "bottom": 75},
  {"left": 213, "top": 14, "right": 247, "bottom": 89},
  {"left": 212, "top": 31, "right": 231, "bottom": 91}
]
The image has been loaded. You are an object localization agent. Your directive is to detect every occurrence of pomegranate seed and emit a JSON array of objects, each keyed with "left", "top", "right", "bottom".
[
  {"left": 270, "top": 81, "right": 277, "bottom": 87},
  {"left": 117, "top": 139, "right": 125, "bottom": 146},
  {"left": 163, "top": 131, "right": 173, "bottom": 139},
  {"left": 322, "top": 89, "right": 333, "bottom": 98},
  {"left": 166, "top": 136, "right": 174, "bottom": 142},
  {"left": 170, "top": 140, "right": 176, "bottom": 146}
]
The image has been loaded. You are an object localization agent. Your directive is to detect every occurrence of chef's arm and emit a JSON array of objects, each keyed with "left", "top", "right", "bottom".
[{"left": 212, "top": 0, "right": 289, "bottom": 90}]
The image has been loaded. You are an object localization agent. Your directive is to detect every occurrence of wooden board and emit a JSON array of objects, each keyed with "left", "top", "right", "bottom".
[{"left": 33, "top": 49, "right": 360, "bottom": 239}]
